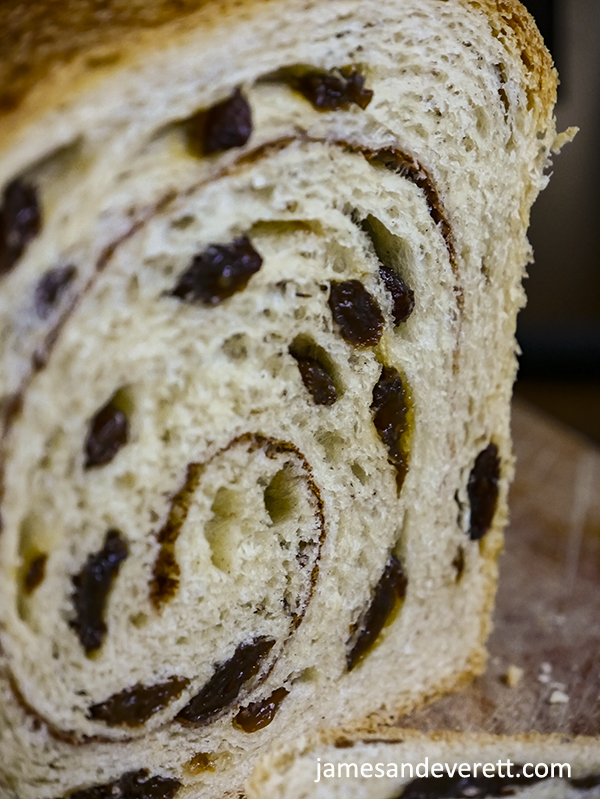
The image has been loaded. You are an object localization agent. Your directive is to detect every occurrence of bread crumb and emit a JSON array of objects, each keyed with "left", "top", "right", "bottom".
[
  {"left": 551, "top": 127, "right": 578, "bottom": 154},
  {"left": 549, "top": 690, "right": 569, "bottom": 704},
  {"left": 540, "top": 662, "right": 552, "bottom": 674},
  {"left": 503, "top": 665, "right": 523, "bottom": 688}
]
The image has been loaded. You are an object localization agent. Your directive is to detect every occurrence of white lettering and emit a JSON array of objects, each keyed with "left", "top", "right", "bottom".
[
  {"left": 338, "top": 763, "right": 358, "bottom": 779},
  {"left": 416, "top": 758, "right": 429, "bottom": 778},
  {"left": 552, "top": 763, "right": 571, "bottom": 779}
]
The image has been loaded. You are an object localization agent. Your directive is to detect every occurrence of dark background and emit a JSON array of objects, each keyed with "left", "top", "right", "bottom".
[{"left": 516, "top": 0, "right": 600, "bottom": 443}]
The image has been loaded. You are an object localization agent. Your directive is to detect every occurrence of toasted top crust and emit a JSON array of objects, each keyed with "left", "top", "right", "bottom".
[{"left": 0, "top": 0, "right": 556, "bottom": 154}]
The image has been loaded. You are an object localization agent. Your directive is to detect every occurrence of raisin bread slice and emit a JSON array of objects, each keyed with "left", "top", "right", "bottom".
[
  {"left": 0, "top": 1, "right": 561, "bottom": 797},
  {"left": 247, "top": 728, "right": 600, "bottom": 799}
]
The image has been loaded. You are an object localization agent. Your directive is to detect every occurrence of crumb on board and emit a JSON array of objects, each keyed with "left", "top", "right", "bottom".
[
  {"left": 548, "top": 689, "right": 569, "bottom": 704},
  {"left": 502, "top": 665, "right": 524, "bottom": 688}
]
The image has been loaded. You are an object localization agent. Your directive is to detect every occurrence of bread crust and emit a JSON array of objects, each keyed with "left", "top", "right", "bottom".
[
  {"left": 0, "top": 0, "right": 556, "bottom": 156},
  {"left": 461, "top": 0, "right": 557, "bottom": 129}
]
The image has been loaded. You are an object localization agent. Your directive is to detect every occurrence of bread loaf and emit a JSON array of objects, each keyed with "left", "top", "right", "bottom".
[
  {"left": 247, "top": 728, "right": 600, "bottom": 799},
  {"left": 0, "top": 1, "right": 560, "bottom": 797}
]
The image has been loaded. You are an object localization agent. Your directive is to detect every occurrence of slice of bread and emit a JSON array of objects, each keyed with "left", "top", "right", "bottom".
[
  {"left": 247, "top": 728, "right": 600, "bottom": 799},
  {"left": 0, "top": 1, "right": 560, "bottom": 797}
]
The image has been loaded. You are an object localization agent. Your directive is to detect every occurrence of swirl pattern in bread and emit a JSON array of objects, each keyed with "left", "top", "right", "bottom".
[{"left": 0, "top": 0, "right": 559, "bottom": 797}]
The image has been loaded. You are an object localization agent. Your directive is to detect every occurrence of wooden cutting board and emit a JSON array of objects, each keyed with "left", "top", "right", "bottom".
[{"left": 399, "top": 399, "right": 600, "bottom": 737}]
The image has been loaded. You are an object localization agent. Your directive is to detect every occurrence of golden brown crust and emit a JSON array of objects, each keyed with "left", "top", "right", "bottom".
[
  {"left": 461, "top": 0, "right": 558, "bottom": 130},
  {"left": 0, "top": 0, "right": 556, "bottom": 156},
  {"left": 0, "top": 0, "right": 269, "bottom": 154},
  {"left": 0, "top": 0, "right": 211, "bottom": 113}
]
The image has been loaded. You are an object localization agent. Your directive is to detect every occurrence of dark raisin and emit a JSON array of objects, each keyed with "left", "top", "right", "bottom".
[
  {"left": 371, "top": 366, "right": 410, "bottom": 491},
  {"left": 176, "top": 637, "right": 275, "bottom": 724},
  {"left": 0, "top": 179, "right": 41, "bottom": 276},
  {"left": 66, "top": 769, "right": 181, "bottom": 799},
  {"left": 397, "top": 768, "right": 542, "bottom": 799},
  {"left": 347, "top": 555, "right": 407, "bottom": 671},
  {"left": 328, "top": 280, "right": 384, "bottom": 347},
  {"left": 452, "top": 546, "right": 465, "bottom": 581},
  {"left": 357, "top": 216, "right": 415, "bottom": 325},
  {"left": 333, "top": 737, "right": 355, "bottom": 749},
  {"left": 23, "top": 553, "right": 47, "bottom": 595},
  {"left": 379, "top": 267, "right": 415, "bottom": 325},
  {"left": 171, "top": 236, "right": 262, "bottom": 305},
  {"left": 290, "top": 353, "right": 337, "bottom": 405},
  {"left": 189, "top": 88, "right": 252, "bottom": 155},
  {"left": 84, "top": 397, "right": 129, "bottom": 469},
  {"left": 233, "top": 686, "right": 288, "bottom": 733},
  {"left": 296, "top": 69, "right": 373, "bottom": 111},
  {"left": 467, "top": 444, "right": 501, "bottom": 541},
  {"left": 572, "top": 775, "right": 600, "bottom": 790},
  {"left": 70, "top": 530, "right": 129, "bottom": 655},
  {"left": 88, "top": 676, "right": 190, "bottom": 727},
  {"left": 35, "top": 264, "right": 77, "bottom": 319}
]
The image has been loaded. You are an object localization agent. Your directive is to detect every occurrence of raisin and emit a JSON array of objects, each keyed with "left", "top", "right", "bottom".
[
  {"left": 467, "top": 444, "right": 501, "bottom": 541},
  {"left": 189, "top": 88, "right": 252, "bottom": 155},
  {"left": 233, "top": 686, "right": 288, "bottom": 732},
  {"left": 328, "top": 280, "right": 384, "bottom": 347},
  {"left": 296, "top": 69, "right": 373, "bottom": 111},
  {"left": 171, "top": 237, "right": 263, "bottom": 305},
  {"left": 66, "top": 769, "right": 181, "bottom": 799},
  {"left": 84, "top": 397, "right": 129, "bottom": 469},
  {"left": 397, "top": 768, "right": 542, "bottom": 799},
  {"left": 333, "top": 737, "right": 355, "bottom": 749},
  {"left": 357, "top": 216, "right": 415, "bottom": 326},
  {"left": 70, "top": 530, "right": 129, "bottom": 655},
  {"left": 35, "top": 264, "right": 77, "bottom": 319},
  {"left": 88, "top": 676, "right": 190, "bottom": 727},
  {"left": 347, "top": 555, "right": 407, "bottom": 671},
  {"left": 176, "top": 637, "right": 275, "bottom": 724},
  {"left": 0, "top": 179, "right": 41, "bottom": 276},
  {"left": 184, "top": 753, "right": 216, "bottom": 775},
  {"left": 371, "top": 366, "right": 410, "bottom": 491},
  {"left": 290, "top": 352, "right": 337, "bottom": 405},
  {"left": 23, "top": 553, "right": 47, "bottom": 595},
  {"left": 379, "top": 267, "right": 415, "bottom": 325},
  {"left": 452, "top": 546, "right": 465, "bottom": 581},
  {"left": 572, "top": 776, "right": 600, "bottom": 789}
]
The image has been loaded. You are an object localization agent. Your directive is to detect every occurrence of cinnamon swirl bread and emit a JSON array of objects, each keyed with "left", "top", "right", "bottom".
[{"left": 0, "top": 1, "right": 562, "bottom": 797}]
